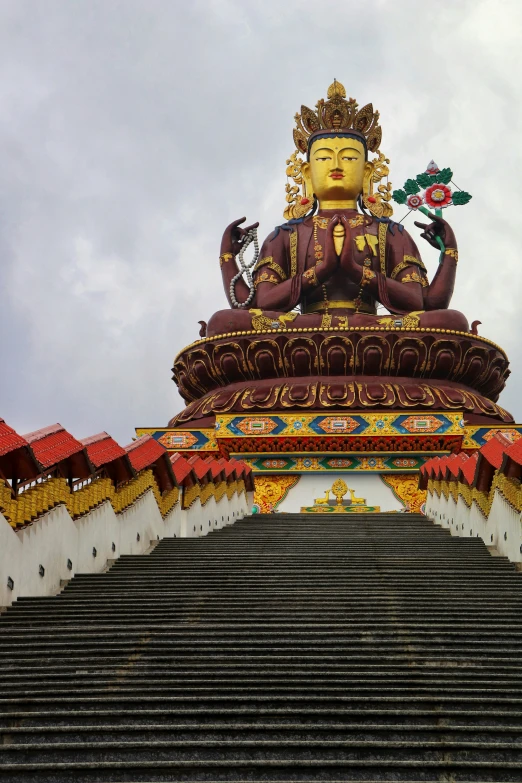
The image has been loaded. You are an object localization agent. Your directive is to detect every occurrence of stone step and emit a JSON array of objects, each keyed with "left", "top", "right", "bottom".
[
  {"left": 2, "top": 638, "right": 522, "bottom": 652},
  {"left": 5, "top": 721, "right": 522, "bottom": 744},
  {"left": 1, "top": 759, "right": 521, "bottom": 783},
  {"left": 4, "top": 628, "right": 522, "bottom": 641},
  {"left": 4, "top": 664, "right": 522, "bottom": 679},
  {"left": 3, "top": 737, "right": 522, "bottom": 764},
  {"left": 4, "top": 653, "right": 522, "bottom": 669},
  {"left": 2, "top": 683, "right": 522, "bottom": 699},
  {"left": 3, "top": 694, "right": 522, "bottom": 712},
  {"left": 2, "top": 512, "right": 522, "bottom": 780},
  {"left": 4, "top": 706, "right": 522, "bottom": 730}
]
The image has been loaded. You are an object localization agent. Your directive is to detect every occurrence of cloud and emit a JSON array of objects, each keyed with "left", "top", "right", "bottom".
[{"left": 0, "top": 0, "right": 520, "bottom": 441}]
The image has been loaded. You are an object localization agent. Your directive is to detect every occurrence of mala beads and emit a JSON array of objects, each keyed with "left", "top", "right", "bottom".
[{"left": 228, "top": 228, "right": 259, "bottom": 308}]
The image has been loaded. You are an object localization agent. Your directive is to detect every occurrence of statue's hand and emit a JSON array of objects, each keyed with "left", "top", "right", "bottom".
[
  {"left": 221, "top": 217, "right": 260, "bottom": 256},
  {"left": 337, "top": 215, "right": 360, "bottom": 283},
  {"left": 414, "top": 210, "right": 457, "bottom": 250}
]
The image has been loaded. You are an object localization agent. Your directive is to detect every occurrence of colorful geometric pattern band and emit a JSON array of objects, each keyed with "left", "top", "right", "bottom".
[
  {"left": 135, "top": 428, "right": 218, "bottom": 451},
  {"left": 462, "top": 425, "right": 522, "bottom": 449},
  {"left": 242, "top": 453, "right": 437, "bottom": 473},
  {"left": 135, "top": 419, "right": 522, "bottom": 460},
  {"left": 216, "top": 412, "right": 463, "bottom": 439}
]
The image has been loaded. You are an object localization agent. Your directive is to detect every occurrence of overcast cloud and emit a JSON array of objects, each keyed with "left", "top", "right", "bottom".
[{"left": 0, "top": 0, "right": 521, "bottom": 443}]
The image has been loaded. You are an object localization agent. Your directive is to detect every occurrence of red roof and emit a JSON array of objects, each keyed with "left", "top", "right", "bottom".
[
  {"left": 232, "top": 459, "right": 247, "bottom": 479},
  {"left": 170, "top": 453, "right": 194, "bottom": 485},
  {"left": 0, "top": 418, "right": 43, "bottom": 479},
  {"left": 425, "top": 457, "right": 439, "bottom": 478},
  {"left": 24, "top": 424, "right": 86, "bottom": 470},
  {"left": 80, "top": 432, "right": 134, "bottom": 485},
  {"left": 125, "top": 435, "right": 167, "bottom": 473},
  {"left": 80, "top": 432, "right": 127, "bottom": 468},
  {"left": 445, "top": 453, "right": 465, "bottom": 479},
  {"left": 125, "top": 435, "right": 176, "bottom": 492},
  {"left": 504, "top": 437, "right": 522, "bottom": 467},
  {"left": 448, "top": 453, "right": 468, "bottom": 478},
  {"left": 462, "top": 452, "right": 479, "bottom": 485},
  {"left": 419, "top": 457, "right": 432, "bottom": 477},
  {"left": 204, "top": 457, "right": 223, "bottom": 481},
  {"left": 188, "top": 455, "right": 212, "bottom": 482},
  {"left": 0, "top": 418, "right": 30, "bottom": 457},
  {"left": 234, "top": 459, "right": 254, "bottom": 491},
  {"left": 215, "top": 457, "right": 238, "bottom": 481},
  {"left": 433, "top": 456, "right": 447, "bottom": 480},
  {"left": 223, "top": 460, "right": 238, "bottom": 479},
  {"left": 479, "top": 432, "right": 512, "bottom": 469}
]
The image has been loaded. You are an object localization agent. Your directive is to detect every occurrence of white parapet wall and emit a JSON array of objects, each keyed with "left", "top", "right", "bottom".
[
  {"left": 0, "top": 484, "right": 250, "bottom": 609},
  {"left": 486, "top": 491, "right": 522, "bottom": 561},
  {"left": 421, "top": 438, "right": 522, "bottom": 566},
  {"left": 425, "top": 481, "right": 522, "bottom": 564}
]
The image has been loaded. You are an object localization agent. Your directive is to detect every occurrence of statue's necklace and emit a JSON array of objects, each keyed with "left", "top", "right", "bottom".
[
  {"left": 313, "top": 216, "right": 329, "bottom": 264},
  {"left": 312, "top": 217, "right": 333, "bottom": 326}
]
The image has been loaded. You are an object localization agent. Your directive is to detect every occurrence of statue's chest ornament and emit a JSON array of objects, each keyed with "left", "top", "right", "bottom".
[
  {"left": 312, "top": 214, "right": 370, "bottom": 260},
  {"left": 354, "top": 234, "right": 379, "bottom": 256}
]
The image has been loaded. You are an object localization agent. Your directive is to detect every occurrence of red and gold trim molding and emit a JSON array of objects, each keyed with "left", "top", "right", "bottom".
[
  {"left": 240, "top": 453, "right": 443, "bottom": 473},
  {"left": 136, "top": 415, "right": 522, "bottom": 467}
]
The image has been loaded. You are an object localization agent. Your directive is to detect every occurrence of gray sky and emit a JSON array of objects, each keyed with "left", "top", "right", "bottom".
[{"left": 1, "top": 0, "right": 521, "bottom": 443}]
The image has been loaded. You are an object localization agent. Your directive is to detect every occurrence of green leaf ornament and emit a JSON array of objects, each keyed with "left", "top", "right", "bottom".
[
  {"left": 437, "top": 167, "right": 453, "bottom": 184},
  {"left": 451, "top": 190, "right": 472, "bottom": 206},
  {"left": 403, "top": 178, "right": 420, "bottom": 195},
  {"left": 392, "top": 189, "right": 407, "bottom": 205},
  {"left": 416, "top": 172, "right": 433, "bottom": 188}
]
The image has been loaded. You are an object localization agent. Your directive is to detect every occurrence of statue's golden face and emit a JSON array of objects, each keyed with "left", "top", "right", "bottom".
[{"left": 303, "top": 136, "right": 370, "bottom": 206}]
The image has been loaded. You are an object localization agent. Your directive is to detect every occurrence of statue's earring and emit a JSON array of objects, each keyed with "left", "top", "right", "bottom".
[
  {"left": 292, "top": 178, "right": 314, "bottom": 220},
  {"left": 283, "top": 154, "right": 315, "bottom": 220},
  {"left": 362, "top": 165, "right": 379, "bottom": 217},
  {"left": 361, "top": 155, "right": 394, "bottom": 219}
]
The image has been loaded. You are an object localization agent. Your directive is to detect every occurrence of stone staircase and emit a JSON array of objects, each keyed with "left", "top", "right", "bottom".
[{"left": 1, "top": 512, "right": 522, "bottom": 781}]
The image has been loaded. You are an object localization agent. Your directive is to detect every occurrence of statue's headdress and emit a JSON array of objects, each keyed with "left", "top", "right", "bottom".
[
  {"left": 284, "top": 80, "right": 393, "bottom": 220},
  {"left": 293, "top": 79, "right": 382, "bottom": 156}
]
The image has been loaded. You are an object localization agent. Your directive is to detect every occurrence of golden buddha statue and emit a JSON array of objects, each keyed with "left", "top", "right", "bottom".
[
  {"left": 209, "top": 80, "right": 467, "bottom": 337},
  {"left": 170, "top": 80, "right": 510, "bottom": 428}
]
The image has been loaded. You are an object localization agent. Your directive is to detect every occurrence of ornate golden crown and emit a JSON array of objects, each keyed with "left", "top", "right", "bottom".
[
  {"left": 293, "top": 80, "right": 382, "bottom": 155},
  {"left": 284, "top": 80, "right": 391, "bottom": 221}
]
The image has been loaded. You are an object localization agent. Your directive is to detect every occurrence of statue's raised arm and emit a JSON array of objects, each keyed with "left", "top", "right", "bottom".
[{"left": 219, "top": 217, "right": 259, "bottom": 308}]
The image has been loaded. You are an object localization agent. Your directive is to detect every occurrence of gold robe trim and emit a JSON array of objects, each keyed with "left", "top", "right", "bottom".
[
  {"left": 254, "top": 256, "right": 287, "bottom": 280},
  {"left": 378, "top": 222, "right": 387, "bottom": 275},
  {"left": 290, "top": 230, "right": 298, "bottom": 277}
]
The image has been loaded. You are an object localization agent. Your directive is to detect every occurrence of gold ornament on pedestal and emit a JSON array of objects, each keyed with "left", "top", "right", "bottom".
[{"left": 331, "top": 478, "right": 348, "bottom": 507}]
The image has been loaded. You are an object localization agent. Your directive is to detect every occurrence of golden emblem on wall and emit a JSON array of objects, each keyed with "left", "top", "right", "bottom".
[
  {"left": 301, "top": 479, "right": 380, "bottom": 513},
  {"left": 253, "top": 475, "right": 300, "bottom": 513}
]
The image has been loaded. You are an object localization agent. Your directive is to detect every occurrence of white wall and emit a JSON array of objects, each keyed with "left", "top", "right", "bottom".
[
  {"left": 0, "top": 484, "right": 246, "bottom": 609},
  {"left": 425, "top": 484, "right": 522, "bottom": 564}
]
